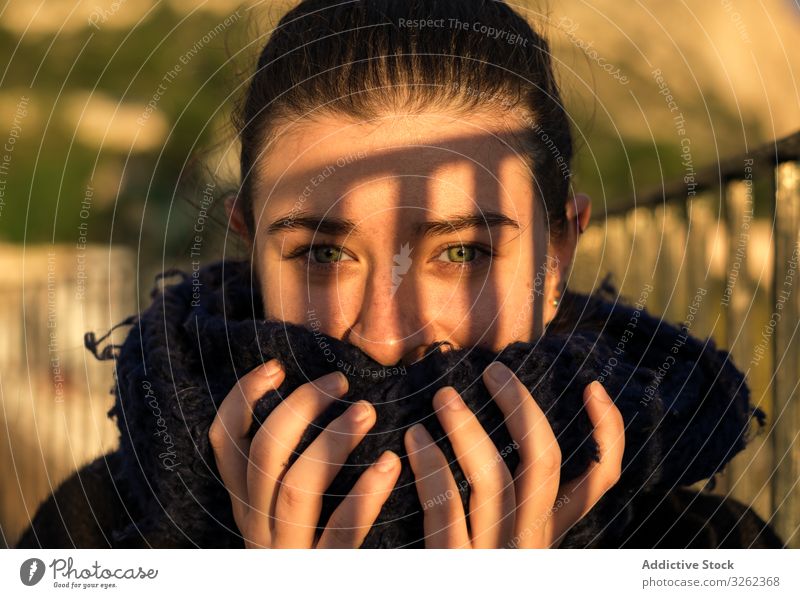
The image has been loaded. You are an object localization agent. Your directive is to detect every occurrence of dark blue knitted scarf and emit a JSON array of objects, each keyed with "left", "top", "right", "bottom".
[{"left": 85, "top": 258, "right": 763, "bottom": 548}]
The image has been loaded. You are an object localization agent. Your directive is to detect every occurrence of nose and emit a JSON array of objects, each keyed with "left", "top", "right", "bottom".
[{"left": 346, "top": 267, "right": 435, "bottom": 367}]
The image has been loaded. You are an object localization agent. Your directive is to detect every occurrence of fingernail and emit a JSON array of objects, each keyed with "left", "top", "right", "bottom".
[
  {"left": 263, "top": 359, "right": 282, "bottom": 377},
  {"left": 349, "top": 400, "right": 372, "bottom": 423},
  {"left": 485, "top": 361, "right": 511, "bottom": 384},
  {"left": 410, "top": 424, "right": 428, "bottom": 445},
  {"left": 590, "top": 381, "right": 610, "bottom": 401},
  {"left": 441, "top": 388, "right": 464, "bottom": 411},
  {"left": 319, "top": 371, "right": 346, "bottom": 394},
  {"left": 375, "top": 451, "right": 397, "bottom": 473}
]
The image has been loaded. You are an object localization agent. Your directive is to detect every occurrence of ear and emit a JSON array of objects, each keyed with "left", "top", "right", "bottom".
[
  {"left": 224, "top": 192, "right": 251, "bottom": 245},
  {"left": 550, "top": 191, "right": 592, "bottom": 280},
  {"left": 543, "top": 192, "right": 592, "bottom": 326},
  {"left": 566, "top": 192, "right": 592, "bottom": 236}
]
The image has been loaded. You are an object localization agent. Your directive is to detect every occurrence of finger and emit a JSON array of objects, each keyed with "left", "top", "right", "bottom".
[
  {"left": 432, "top": 386, "right": 515, "bottom": 548},
  {"left": 482, "top": 361, "right": 561, "bottom": 548},
  {"left": 209, "top": 359, "right": 285, "bottom": 525},
  {"left": 271, "top": 399, "right": 375, "bottom": 548},
  {"left": 405, "top": 424, "right": 471, "bottom": 548},
  {"left": 316, "top": 450, "right": 401, "bottom": 548},
  {"left": 550, "top": 381, "right": 625, "bottom": 545},
  {"left": 245, "top": 370, "right": 349, "bottom": 546}
]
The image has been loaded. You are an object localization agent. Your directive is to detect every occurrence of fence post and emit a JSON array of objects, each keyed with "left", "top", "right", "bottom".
[
  {"left": 719, "top": 176, "right": 778, "bottom": 519},
  {"left": 625, "top": 207, "right": 658, "bottom": 308},
  {"left": 772, "top": 161, "right": 800, "bottom": 547},
  {"left": 601, "top": 215, "right": 630, "bottom": 294},
  {"left": 685, "top": 191, "right": 719, "bottom": 340},
  {"left": 654, "top": 202, "right": 688, "bottom": 324}
]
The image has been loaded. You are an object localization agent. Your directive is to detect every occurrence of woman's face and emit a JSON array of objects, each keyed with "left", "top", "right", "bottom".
[{"left": 229, "top": 111, "right": 588, "bottom": 366}]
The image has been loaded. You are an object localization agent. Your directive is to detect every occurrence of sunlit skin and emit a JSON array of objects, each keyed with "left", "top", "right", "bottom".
[{"left": 211, "top": 110, "right": 624, "bottom": 548}]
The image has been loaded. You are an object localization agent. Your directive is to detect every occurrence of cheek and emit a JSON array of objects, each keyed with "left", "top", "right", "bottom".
[
  {"left": 420, "top": 265, "right": 538, "bottom": 344},
  {"left": 260, "top": 265, "right": 360, "bottom": 332},
  {"left": 439, "top": 281, "right": 538, "bottom": 347}
]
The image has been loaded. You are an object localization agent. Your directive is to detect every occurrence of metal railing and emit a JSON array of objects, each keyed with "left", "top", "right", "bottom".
[{"left": 573, "top": 130, "right": 800, "bottom": 547}]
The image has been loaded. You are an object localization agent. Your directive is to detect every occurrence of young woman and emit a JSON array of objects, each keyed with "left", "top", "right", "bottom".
[{"left": 17, "top": 0, "right": 782, "bottom": 549}]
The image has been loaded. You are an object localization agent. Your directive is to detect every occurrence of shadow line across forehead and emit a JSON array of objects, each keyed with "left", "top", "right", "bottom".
[{"left": 254, "top": 127, "right": 537, "bottom": 223}]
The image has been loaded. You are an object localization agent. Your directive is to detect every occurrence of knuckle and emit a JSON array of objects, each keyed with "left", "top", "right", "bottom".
[
  {"left": 538, "top": 443, "right": 561, "bottom": 473},
  {"left": 277, "top": 476, "right": 310, "bottom": 512}
]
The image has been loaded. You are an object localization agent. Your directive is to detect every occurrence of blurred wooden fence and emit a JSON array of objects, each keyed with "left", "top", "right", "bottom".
[
  {"left": 0, "top": 243, "right": 135, "bottom": 547},
  {"left": 572, "top": 131, "right": 800, "bottom": 547}
]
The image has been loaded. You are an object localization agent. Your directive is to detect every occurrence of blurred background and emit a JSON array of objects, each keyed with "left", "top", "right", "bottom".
[{"left": 1, "top": 0, "right": 799, "bottom": 547}]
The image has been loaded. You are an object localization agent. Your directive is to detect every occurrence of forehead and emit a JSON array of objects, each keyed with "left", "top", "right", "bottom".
[{"left": 254, "top": 111, "right": 536, "bottom": 219}]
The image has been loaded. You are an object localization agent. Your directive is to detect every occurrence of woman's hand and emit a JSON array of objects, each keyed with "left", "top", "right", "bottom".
[
  {"left": 404, "top": 361, "right": 625, "bottom": 548},
  {"left": 209, "top": 359, "right": 401, "bottom": 548}
]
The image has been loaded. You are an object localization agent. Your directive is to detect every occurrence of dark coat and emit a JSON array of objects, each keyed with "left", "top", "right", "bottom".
[{"left": 16, "top": 260, "right": 784, "bottom": 548}]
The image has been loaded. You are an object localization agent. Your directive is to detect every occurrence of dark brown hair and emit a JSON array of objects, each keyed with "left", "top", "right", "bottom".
[{"left": 231, "top": 0, "right": 573, "bottom": 242}]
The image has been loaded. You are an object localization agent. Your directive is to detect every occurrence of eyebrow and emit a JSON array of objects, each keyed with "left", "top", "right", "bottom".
[
  {"left": 417, "top": 212, "right": 521, "bottom": 237},
  {"left": 266, "top": 214, "right": 358, "bottom": 236},
  {"left": 265, "top": 210, "right": 521, "bottom": 238}
]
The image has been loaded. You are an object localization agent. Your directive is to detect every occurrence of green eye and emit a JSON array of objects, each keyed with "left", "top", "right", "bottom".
[
  {"left": 444, "top": 245, "right": 476, "bottom": 263},
  {"left": 311, "top": 245, "right": 347, "bottom": 263}
]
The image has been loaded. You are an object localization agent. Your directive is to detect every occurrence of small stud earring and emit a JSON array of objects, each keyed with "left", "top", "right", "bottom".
[{"left": 552, "top": 284, "right": 566, "bottom": 308}]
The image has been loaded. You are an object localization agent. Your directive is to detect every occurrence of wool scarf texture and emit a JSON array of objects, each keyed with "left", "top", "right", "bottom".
[{"left": 84, "top": 259, "right": 763, "bottom": 548}]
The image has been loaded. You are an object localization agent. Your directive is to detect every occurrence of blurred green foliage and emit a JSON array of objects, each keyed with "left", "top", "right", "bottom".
[
  {"left": 0, "top": 1, "right": 775, "bottom": 267},
  {"left": 0, "top": 3, "right": 261, "bottom": 258}
]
